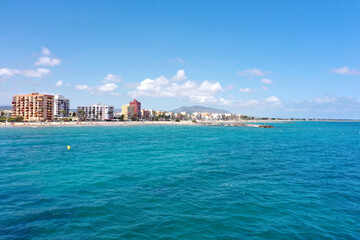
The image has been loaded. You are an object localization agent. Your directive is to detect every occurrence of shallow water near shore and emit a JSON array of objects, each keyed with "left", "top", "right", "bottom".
[{"left": 1, "top": 122, "right": 360, "bottom": 239}]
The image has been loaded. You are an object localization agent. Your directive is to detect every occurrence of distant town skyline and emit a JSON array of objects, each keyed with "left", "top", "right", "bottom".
[{"left": 1, "top": 1, "right": 360, "bottom": 118}]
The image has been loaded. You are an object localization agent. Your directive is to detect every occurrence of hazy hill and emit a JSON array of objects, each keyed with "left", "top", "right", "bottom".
[
  {"left": 0, "top": 105, "right": 12, "bottom": 110},
  {"left": 170, "top": 105, "right": 230, "bottom": 114}
]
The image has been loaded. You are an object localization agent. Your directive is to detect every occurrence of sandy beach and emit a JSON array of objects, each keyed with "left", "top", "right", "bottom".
[{"left": 0, "top": 120, "right": 292, "bottom": 128}]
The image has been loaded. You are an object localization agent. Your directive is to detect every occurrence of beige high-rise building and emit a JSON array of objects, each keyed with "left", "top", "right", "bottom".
[
  {"left": 122, "top": 104, "right": 134, "bottom": 120},
  {"left": 12, "top": 93, "right": 54, "bottom": 121}
]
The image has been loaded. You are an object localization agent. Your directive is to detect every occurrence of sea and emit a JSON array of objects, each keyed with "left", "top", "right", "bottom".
[{"left": 0, "top": 122, "right": 359, "bottom": 239}]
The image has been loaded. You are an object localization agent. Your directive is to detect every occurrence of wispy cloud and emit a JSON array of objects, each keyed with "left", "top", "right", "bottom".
[
  {"left": 1, "top": 67, "right": 50, "bottom": 78},
  {"left": 167, "top": 57, "right": 186, "bottom": 64},
  {"left": 35, "top": 47, "right": 61, "bottom": 66},
  {"left": 22, "top": 68, "right": 50, "bottom": 78},
  {"left": 41, "top": 47, "right": 51, "bottom": 56},
  {"left": 332, "top": 66, "right": 360, "bottom": 75},
  {"left": 75, "top": 74, "right": 120, "bottom": 95},
  {"left": 103, "top": 74, "right": 121, "bottom": 83},
  {"left": 288, "top": 96, "right": 360, "bottom": 117},
  {"left": 239, "top": 88, "right": 258, "bottom": 93},
  {"left": 237, "top": 68, "right": 271, "bottom": 77},
  {"left": 261, "top": 78, "right": 273, "bottom": 84},
  {"left": 35, "top": 56, "right": 61, "bottom": 66},
  {"left": 0, "top": 68, "right": 21, "bottom": 77},
  {"left": 76, "top": 84, "right": 88, "bottom": 90},
  {"left": 55, "top": 80, "right": 63, "bottom": 87}
]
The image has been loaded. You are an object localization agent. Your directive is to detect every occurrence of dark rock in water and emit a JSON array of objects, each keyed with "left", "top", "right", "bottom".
[{"left": 259, "top": 125, "right": 274, "bottom": 128}]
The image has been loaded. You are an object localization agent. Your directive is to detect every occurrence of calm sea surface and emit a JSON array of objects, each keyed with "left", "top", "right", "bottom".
[{"left": 1, "top": 122, "right": 360, "bottom": 239}]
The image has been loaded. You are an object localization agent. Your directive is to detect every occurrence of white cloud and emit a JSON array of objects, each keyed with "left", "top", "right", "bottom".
[
  {"left": 76, "top": 84, "right": 88, "bottom": 90},
  {"left": 239, "top": 88, "right": 257, "bottom": 93},
  {"left": 262, "top": 86, "right": 269, "bottom": 91},
  {"left": 0, "top": 68, "right": 21, "bottom": 76},
  {"left": 35, "top": 56, "right": 61, "bottom": 66},
  {"left": 41, "top": 47, "right": 51, "bottom": 56},
  {"left": 55, "top": 80, "right": 63, "bottom": 87},
  {"left": 0, "top": 67, "right": 50, "bottom": 78},
  {"left": 171, "top": 69, "right": 187, "bottom": 81},
  {"left": 332, "top": 66, "right": 360, "bottom": 75},
  {"left": 264, "top": 96, "right": 282, "bottom": 105},
  {"left": 261, "top": 78, "right": 273, "bottom": 84},
  {"left": 103, "top": 74, "right": 121, "bottom": 83},
  {"left": 109, "top": 92, "right": 121, "bottom": 96},
  {"left": 128, "top": 70, "right": 222, "bottom": 101},
  {"left": 190, "top": 96, "right": 283, "bottom": 109},
  {"left": 98, "top": 83, "right": 118, "bottom": 92},
  {"left": 75, "top": 82, "right": 119, "bottom": 95},
  {"left": 237, "top": 68, "right": 270, "bottom": 76},
  {"left": 22, "top": 68, "right": 50, "bottom": 78},
  {"left": 310, "top": 96, "right": 337, "bottom": 104}
]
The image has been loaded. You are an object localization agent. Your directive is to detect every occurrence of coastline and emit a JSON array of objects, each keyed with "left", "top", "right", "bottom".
[
  {"left": 1, "top": 119, "right": 359, "bottom": 128},
  {"left": 0, "top": 120, "right": 289, "bottom": 128}
]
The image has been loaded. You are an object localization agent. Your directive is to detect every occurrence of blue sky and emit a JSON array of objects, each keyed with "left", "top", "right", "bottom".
[{"left": 1, "top": 0, "right": 360, "bottom": 118}]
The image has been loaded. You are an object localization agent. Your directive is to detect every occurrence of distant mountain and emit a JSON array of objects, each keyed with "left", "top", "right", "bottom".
[
  {"left": 170, "top": 105, "right": 231, "bottom": 114},
  {"left": 0, "top": 105, "right": 12, "bottom": 110}
]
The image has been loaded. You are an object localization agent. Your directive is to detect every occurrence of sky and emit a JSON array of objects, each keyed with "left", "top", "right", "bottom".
[{"left": 1, "top": 0, "right": 360, "bottom": 118}]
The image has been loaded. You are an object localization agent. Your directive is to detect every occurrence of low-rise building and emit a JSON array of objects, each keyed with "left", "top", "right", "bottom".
[{"left": 141, "top": 109, "right": 153, "bottom": 120}]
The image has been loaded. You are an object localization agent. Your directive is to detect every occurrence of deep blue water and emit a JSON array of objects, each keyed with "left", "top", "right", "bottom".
[{"left": 0, "top": 122, "right": 360, "bottom": 239}]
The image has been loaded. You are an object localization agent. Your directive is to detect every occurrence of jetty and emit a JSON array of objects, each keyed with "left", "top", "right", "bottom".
[{"left": 198, "top": 122, "right": 274, "bottom": 128}]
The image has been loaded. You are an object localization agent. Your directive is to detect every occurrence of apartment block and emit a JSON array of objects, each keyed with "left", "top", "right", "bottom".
[
  {"left": 12, "top": 93, "right": 54, "bottom": 121},
  {"left": 129, "top": 99, "right": 141, "bottom": 118},
  {"left": 122, "top": 104, "right": 134, "bottom": 120},
  {"left": 77, "top": 104, "right": 114, "bottom": 121},
  {"left": 54, "top": 95, "right": 70, "bottom": 118}
]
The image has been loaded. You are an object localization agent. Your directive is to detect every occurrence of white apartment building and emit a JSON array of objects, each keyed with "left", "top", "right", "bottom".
[
  {"left": 77, "top": 104, "right": 114, "bottom": 121},
  {"left": 54, "top": 95, "right": 70, "bottom": 118}
]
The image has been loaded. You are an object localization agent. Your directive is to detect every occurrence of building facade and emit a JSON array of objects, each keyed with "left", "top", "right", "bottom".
[
  {"left": 77, "top": 104, "right": 114, "bottom": 121},
  {"left": 54, "top": 95, "right": 70, "bottom": 118},
  {"left": 12, "top": 93, "right": 54, "bottom": 121},
  {"left": 141, "top": 109, "right": 153, "bottom": 120},
  {"left": 122, "top": 104, "right": 134, "bottom": 120},
  {"left": 129, "top": 99, "right": 141, "bottom": 118}
]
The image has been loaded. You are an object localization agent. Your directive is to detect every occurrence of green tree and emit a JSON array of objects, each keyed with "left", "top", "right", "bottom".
[
  {"left": 0, "top": 111, "right": 4, "bottom": 118},
  {"left": 72, "top": 112, "right": 77, "bottom": 117},
  {"left": 61, "top": 109, "right": 67, "bottom": 117}
]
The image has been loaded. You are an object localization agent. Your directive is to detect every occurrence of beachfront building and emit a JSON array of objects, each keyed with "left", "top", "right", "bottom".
[
  {"left": 12, "top": 93, "right": 54, "bottom": 121},
  {"left": 141, "top": 109, "right": 153, "bottom": 120},
  {"left": 129, "top": 99, "right": 141, "bottom": 118},
  {"left": 122, "top": 104, "right": 134, "bottom": 120},
  {"left": 54, "top": 95, "right": 70, "bottom": 118},
  {"left": 77, "top": 104, "right": 114, "bottom": 121}
]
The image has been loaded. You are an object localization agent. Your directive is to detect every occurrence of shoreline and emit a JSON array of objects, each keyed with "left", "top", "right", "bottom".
[{"left": 0, "top": 119, "right": 359, "bottom": 128}]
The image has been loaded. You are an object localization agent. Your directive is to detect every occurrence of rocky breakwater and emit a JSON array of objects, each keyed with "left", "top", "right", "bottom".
[{"left": 199, "top": 122, "right": 274, "bottom": 128}]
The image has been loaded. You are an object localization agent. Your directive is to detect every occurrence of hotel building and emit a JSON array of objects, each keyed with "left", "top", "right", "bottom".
[
  {"left": 129, "top": 99, "right": 141, "bottom": 118},
  {"left": 54, "top": 95, "right": 70, "bottom": 118},
  {"left": 12, "top": 93, "right": 54, "bottom": 121},
  {"left": 77, "top": 104, "right": 114, "bottom": 121},
  {"left": 122, "top": 104, "right": 134, "bottom": 120}
]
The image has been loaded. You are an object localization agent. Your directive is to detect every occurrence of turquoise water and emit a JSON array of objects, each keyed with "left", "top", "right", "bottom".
[{"left": 1, "top": 122, "right": 360, "bottom": 239}]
